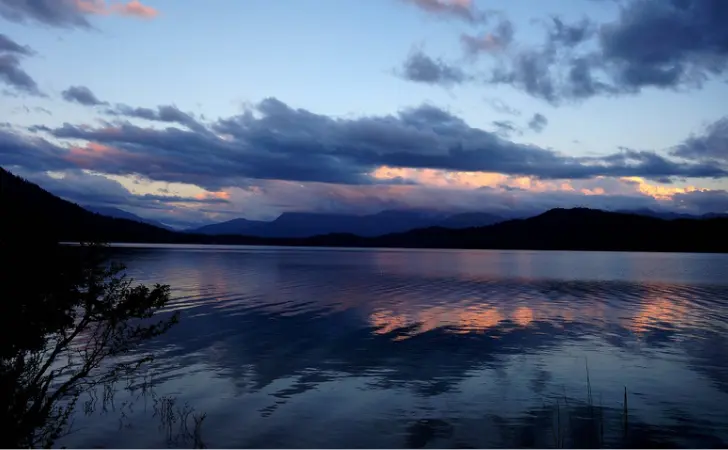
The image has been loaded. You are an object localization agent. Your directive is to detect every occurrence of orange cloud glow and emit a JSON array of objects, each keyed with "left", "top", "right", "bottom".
[
  {"left": 580, "top": 187, "right": 606, "bottom": 196},
  {"left": 372, "top": 166, "right": 509, "bottom": 189},
  {"left": 621, "top": 176, "right": 704, "bottom": 200},
  {"left": 194, "top": 191, "right": 231, "bottom": 201},
  {"left": 372, "top": 166, "right": 570, "bottom": 193},
  {"left": 66, "top": 142, "right": 124, "bottom": 166},
  {"left": 64, "top": 141, "right": 154, "bottom": 171},
  {"left": 461, "top": 33, "right": 507, "bottom": 53},
  {"left": 371, "top": 166, "right": 710, "bottom": 204},
  {"left": 74, "top": 0, "right": 158, "bottom": 18}
]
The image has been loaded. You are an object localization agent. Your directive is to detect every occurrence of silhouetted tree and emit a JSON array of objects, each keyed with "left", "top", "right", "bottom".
[{"left": 0, "top": 241, "right": 179, "bottom": 448}]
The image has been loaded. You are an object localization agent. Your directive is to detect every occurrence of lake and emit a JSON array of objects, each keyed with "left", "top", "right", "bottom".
[{"left": 59, "top": 245, "right": 728, "bottom": 448}]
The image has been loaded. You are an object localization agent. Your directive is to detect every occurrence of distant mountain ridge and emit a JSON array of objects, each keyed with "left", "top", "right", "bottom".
[
  {"left": 615, "top": 208, "right": 728, "bottom": 220},
  {"left": 188, "top": 210, "right": 506, "bottom": 237},
  {"left": 187, "top": 207, "right": 727, "bottom": 239},
  {"left": 2, "top": 166, "right": 727, "bottom": 253},
  {"left": 83, "top": 205, "right": 172, "bottom": 230}
]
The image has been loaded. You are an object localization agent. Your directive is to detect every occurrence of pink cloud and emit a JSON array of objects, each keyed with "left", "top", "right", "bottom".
[
  {"left": 74, "top": 0, "right": 158, "bottom": 19},
  {"left": 460, "top": 33, "right": 504, "bottom": 53},
  {"left": 64, "top": 141, "right": 155, "bottom": 170},
  {"left": 402, "top": 0, "right": 487, "bottom": 23},
  {"left": 112, "top": 0, "right": 158, "bottom": 18},
  {"left": 194, "top": 191, "right": 231, "bottom": 201},
  {"left": 369, "top": 166, "right": 708, "bottom": 204}
]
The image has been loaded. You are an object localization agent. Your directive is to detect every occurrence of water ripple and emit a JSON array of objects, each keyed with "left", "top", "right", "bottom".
[{"left": 60, "top": 246, "right": 728, "bottom": 449}]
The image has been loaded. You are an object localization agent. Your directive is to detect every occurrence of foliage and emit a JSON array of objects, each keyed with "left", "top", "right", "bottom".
[{"left": 0, "top": 241, "right": 179, "bottom": 448}]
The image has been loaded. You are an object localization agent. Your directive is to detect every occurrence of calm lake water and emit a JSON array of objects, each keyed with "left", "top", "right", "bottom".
[{"left": 59, "top": 245, "right": 728, "bottom": 448}]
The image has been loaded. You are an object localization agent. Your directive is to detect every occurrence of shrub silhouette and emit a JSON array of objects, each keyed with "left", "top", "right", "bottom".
[{"left": 0, "top": 241, "right": 179, "bottom": 448}]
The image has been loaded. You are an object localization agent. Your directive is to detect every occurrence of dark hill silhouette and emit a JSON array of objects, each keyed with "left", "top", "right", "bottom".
[
  {"left": 614, "top": 208, "right": 728, "bottom": 221},
  {"left": 0, "top": 167, "right": 176, "bottom": 244},
  {"left": 370, "top": 208, "right": 728, "bottom": 252},
  {"left": 2, "top": 167, "right": 727, "bottom": 253}
]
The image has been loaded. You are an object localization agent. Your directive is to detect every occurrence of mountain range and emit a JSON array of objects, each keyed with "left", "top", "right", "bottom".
[
  {"left": 2, "top": 166, "right": 727, "bottom": 253},
  {"left": 188, "top": 210, "right": 505, "bottom": 237}
]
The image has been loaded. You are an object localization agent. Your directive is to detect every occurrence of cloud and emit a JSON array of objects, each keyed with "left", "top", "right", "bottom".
[
  {"left": 597, "top": 0, "right": 727, "bottom": 92},
  {"left": 61, "top": 85, "right": 209, "bottom": 132},
  {"left": 14, "top": 163, "right": 727, "bottom": 225},
  {"left": 172, "top": 175, "right": 724, "bottom": 221},
  {"left": 0, "top": 0, "right": 158, "bottom": 28},
  {"left": 488, "top": 49, "right": 614, "bottom": 104},
  {"left": 9, "top": 167, "right": 230, "bottom": 226},
  {"left": 546, "top": 17, "right": 595, "bottom": 48},
  {"left": 672, "top": 189, "right": 728, "bottom": 214},
  {"left": 460, "top": 19, "right": 514, "bottom": 54},
  {"left": 672, "top": 117, "right": 728, "bottom": 162},
  {"left": 107, "top": 0, "right": 157, "bottom": 18},
  {"left": 497, "top": 0, "right": 728, "bottom": 102},
  {"left": 527, "top": 113, "right": 548, "bottom": 133},
  {"left": 0, "top": 34, "right": 40, "bottom": 95},
  {"left": 0, "top": 33, "right": 33, "bottom": 55},
  {"left": 400, "top": 50, "right": 467, "bottom": 86},
  {"left": 400, "top": 0, "right": 490, "bottom": 24},
  {"left": 11, "top": 106, "right": 52, "bottom": 115},
  {"left": 403, "top": 0, "right": 728, "bottom": 105},
  {"left": 3, "top": 98, "right": 726, "bottom": 195},
  {"left": 484, "top": 97, "right": 521, "bottom": 116},
  {"left": 106, "top": 103, "right": 209, "bottom": 133},
  {"left": 61, "top": 85, "right": 107, "bottom": 106},
  {"left": 0, "top": 127, "right": 78, "bottom": 171},
  {"left": 491, "top": 120, "right": 521, "bottom": 138}
]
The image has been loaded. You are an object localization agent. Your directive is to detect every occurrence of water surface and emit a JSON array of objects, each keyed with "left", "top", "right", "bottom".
[{"left": 61, "top": 246, "right": 728, "bottom": 448}]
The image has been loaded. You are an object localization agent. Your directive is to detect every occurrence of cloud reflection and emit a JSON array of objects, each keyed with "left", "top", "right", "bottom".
[{"left": 70, "top": 246, "right": 728, "bottom": 448}]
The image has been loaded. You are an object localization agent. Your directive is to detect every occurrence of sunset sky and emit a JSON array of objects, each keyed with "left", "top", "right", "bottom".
[{"left": 1, "top": 0, "right": 727, "bottom": 228}]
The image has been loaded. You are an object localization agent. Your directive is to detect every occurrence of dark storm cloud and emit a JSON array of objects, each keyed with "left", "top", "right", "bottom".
[
  {"left": 504, "top": 0, "right": 728, "bottom": 102},
  {"left": 590, "top": 147, "right": 725, "bottom": 178},
  {"left": 672, "top": 117, "right": 728, "bottom": 162},
  {"left": 401, "top": 0, "right": 491, "bottom": 24},
  {"left": 400, "top": 50, "right": 467, "bottom": 86},
  {"left": 598, "top": 0, "right": 728, "bottom": 92},
  {"left": 106, "top": 104, "right": 209, "bottom": 133},
  {"left": 405, "top": 0, "right": 728, "bottom": 104},
  {"left": 546, "top": 17, "right": 595, "bottom": 48},
  {"left": 0, "top": 128, "right": 69, "bottom": 171},
  {"left": 0, "top": 34, "right": 40, "bottom": 95},
  {"left": 61, "top": 85, "right": 107, "bottom": 106},
  {"left": 57, "top": 84, "right": 208, "bottom": 132},
  {"left": 487, "top": 48, "right": 614, "bottom": 104},
  {"left": 0, "top": 0, "right": 92, "bottom": 28},
  {"left": 528, "top": 113, "right": 548, "bottom": 133},
  {"left": 0, "top": 33, "right": 32, "bottom": 55},
  {"left": 5, "top": 98, "right": 726, "bottom": 191}
]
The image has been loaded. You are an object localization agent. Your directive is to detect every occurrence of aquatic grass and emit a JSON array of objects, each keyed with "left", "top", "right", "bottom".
[{"left": 547, "top": 360, "right": 629, "bottom": 448}]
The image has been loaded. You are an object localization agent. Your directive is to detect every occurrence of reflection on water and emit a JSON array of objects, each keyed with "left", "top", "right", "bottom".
[{"left": 60, "top": 246, "right": 728, "bottom": 448}]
